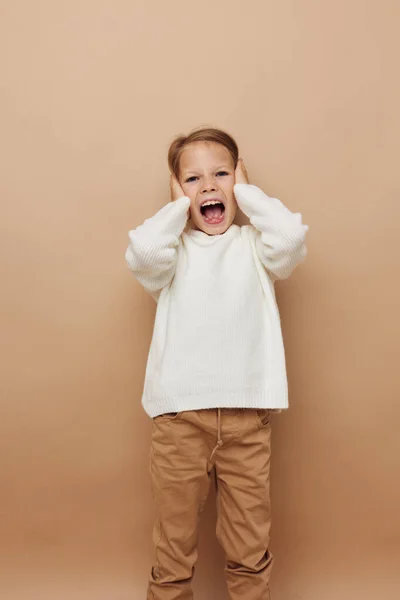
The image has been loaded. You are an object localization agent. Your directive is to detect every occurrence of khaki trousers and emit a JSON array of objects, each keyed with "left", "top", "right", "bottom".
[{"left": 147, "top": 408, "right": 273, "bottom": 600}]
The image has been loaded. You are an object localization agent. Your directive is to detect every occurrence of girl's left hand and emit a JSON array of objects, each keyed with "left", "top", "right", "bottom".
[{"left": 235, "top": 158, "right": 250, "bottom": 184}]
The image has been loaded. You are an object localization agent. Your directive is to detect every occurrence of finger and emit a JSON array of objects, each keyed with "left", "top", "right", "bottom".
[
  {"left": 235, "top": 157, "right": 249, "bottom": 184},
  {"left": 236, "top": 158, "right": 245, "bottom": 173}
]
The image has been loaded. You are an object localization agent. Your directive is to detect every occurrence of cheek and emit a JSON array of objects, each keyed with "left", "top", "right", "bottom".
[
  {"left": 222, "top": 180, "right": 236, "bottom": 207},
  {"left": 226, "top": 193, "right": 237, "bottom": 221},
  {"left": 181, "top": 183, "right": 198, "bottom": 204},
  {"left": 229, "top": 201, "right": 238, "bottom": 222}
]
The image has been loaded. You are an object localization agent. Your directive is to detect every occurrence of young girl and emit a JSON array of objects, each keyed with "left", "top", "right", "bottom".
[{"left": 125, "top": 128, "right": 308, "bottom": 600}]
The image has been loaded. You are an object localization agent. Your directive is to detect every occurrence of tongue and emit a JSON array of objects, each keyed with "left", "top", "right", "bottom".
[{"left": 204, "top": 205, "right": 223, "bottom": 221}]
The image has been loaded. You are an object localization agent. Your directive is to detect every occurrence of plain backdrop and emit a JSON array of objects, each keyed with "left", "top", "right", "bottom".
[{"left": 1, "top": 1, "right": 399, "bottom": 599}]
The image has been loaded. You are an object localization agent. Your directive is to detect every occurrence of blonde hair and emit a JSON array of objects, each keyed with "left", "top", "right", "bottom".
[{"left": 168, "top": 127, "right": 239, "bottom": 178}]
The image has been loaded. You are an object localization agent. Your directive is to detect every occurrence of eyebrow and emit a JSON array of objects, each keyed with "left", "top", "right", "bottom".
[{"left": 182, "top": 164, "right": 232, "bottom": 175}]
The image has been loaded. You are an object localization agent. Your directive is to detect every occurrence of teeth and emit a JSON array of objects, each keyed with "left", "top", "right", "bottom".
[{"left": 202, "top": 200, "right": 222, "bottom": 207}]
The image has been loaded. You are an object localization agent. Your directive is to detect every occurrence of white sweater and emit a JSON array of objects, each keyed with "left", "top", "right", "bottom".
[{"left": 125, "top": 184, "right": 308, "bottom": 418}]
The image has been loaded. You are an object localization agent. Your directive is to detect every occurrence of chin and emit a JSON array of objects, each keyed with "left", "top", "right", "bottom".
[
  {"left": 202, "top": 223, "right": 230, "bottom": 236},
  {"left": 195, "top": 222, "right": 232, "bottom": 236}
]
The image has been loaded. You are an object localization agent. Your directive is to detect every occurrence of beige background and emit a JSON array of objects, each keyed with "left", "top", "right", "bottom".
[{"left": 1, "top": 1, "right": 399, "bottom": 599}]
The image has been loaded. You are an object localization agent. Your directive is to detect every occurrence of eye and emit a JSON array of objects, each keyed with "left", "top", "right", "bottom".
[
  {"left": 185, "top": 176, "right": 198, "bottom": 183},
  {"left": 216, "top": 171, "right": 229, "bottom": 177}
]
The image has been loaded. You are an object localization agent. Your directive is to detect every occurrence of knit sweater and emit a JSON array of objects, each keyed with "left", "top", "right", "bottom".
[{"left": 125, "top": 184, "right": 308, "bottom": 418}]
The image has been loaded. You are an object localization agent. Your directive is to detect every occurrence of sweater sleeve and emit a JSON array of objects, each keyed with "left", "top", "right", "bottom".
[
  {"left": 234, "top": 183, "right": 309, "bottom": 280},
  {"left": 125, "top": 196, "right": 191, "bottom": 298}
]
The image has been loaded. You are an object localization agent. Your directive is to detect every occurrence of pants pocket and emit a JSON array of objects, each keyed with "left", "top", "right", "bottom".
[{"left": 154, "top": 412, "right": 181, "bottom": 421}]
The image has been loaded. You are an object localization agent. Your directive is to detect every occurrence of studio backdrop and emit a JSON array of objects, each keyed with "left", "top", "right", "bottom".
[{"left": 1, "top": 1, "right": 399, "bottom": 599}]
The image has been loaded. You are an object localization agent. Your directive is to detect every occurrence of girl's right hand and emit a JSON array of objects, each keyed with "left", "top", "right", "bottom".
[{"left": 170, "top": 174, "right": 185, "bottom": 201}]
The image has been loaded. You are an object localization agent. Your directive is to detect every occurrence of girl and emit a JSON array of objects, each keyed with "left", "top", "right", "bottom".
[{"left": 125, "top": 128, "right": 308, "bottom": 600}]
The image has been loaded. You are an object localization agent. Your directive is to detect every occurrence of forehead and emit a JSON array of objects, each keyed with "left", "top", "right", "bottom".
[{"left": 180, "top": 142, "right": 233, "bottom": 172}]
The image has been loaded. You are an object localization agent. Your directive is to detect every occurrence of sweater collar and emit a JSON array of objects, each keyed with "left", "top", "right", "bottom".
[{"left": 185, "top": 224, "right": 239, "bottom": 244}]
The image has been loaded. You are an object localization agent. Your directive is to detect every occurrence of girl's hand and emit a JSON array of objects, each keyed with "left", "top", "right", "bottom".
[
  {"left": 170, "top": 174, "right": 185, "bottom": 201},
  {"left": 235, "top": 158, "right": 250, "bottom": 184}
]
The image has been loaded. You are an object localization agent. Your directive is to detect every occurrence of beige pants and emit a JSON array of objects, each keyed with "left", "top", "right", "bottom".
[{"left": 147, "top": 408, "right": 273, "bottom": 600}]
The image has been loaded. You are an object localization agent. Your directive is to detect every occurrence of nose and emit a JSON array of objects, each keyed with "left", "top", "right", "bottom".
[{"left": 201, "top": 178, "right": 217, "bottom": 194}]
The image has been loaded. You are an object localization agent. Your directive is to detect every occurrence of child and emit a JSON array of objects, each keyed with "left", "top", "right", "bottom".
[{"left": 125, "top": 128, "right": 308, "bottom": 600}]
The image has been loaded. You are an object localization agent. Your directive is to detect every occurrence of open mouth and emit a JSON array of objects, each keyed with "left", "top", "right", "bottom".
[{"left": 200, "top": 199, "right": 226, "bottom": 225}]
